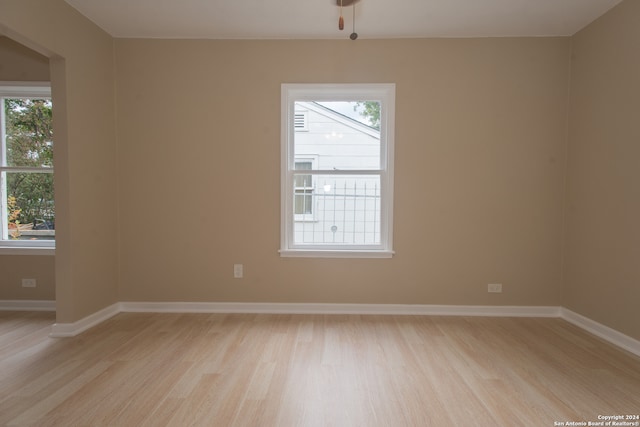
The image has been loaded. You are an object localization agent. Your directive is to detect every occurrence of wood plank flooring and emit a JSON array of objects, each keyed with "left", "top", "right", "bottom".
[{"left": 1, "top": 311, "right": 639, "bottom": 426}]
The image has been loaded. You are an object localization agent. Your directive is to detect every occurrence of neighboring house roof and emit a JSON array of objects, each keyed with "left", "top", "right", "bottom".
[{"left": 296, "top": 101, "right": 380, "bottom": 139}]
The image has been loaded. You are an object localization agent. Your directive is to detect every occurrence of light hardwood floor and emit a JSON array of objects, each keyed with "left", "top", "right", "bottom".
[{"left": 1, "top": 311, "right": 639, "bottom": 426}]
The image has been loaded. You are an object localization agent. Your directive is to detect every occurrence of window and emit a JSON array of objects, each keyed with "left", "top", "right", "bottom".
[
  {"left": 294, "top": 160, "right": 313, "bottom": 215},
  {"left": 0, "top": 83, "right": 54, "bottom": 253},
  {"left": 281, "top": 84, "right": 395, "bottom": 258}
]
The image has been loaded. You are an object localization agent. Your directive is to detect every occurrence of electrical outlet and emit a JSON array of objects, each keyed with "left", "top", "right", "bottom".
[
  {"left": 233, "top": 264, "right": 243, "bottom": 279},
  {"left": 488, "top": 283, "right": 502, "bottom": 293},
  {"left": 22, "top": 278, "right": 37, "bottom": 288}
]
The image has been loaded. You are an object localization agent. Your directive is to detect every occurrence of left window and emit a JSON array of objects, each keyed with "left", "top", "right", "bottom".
[{"left": 0, "top": 83, "right": 54, "bottom": 253}]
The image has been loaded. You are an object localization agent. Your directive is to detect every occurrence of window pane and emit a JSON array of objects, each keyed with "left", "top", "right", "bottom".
[
  {"left": 293, "top": 174, "right": 380, "bottom": 245},
  {"left": 5, "top": 172, "right": 55, "bottom": 240},
  {"left": 293, "top": 101, "right": 380, "bottom": 171},
  {"left": 294, "top": 161, "right": 312, "bottom": 171},
  {"left": 4, "top": 98, "right": 54, "bottom": 168},
  {"left": 293, "top": 174, "right": 312, "bottom": 188},
  {"left": 293, "top": 161, "right": 313, "bottom": 188},
  {"left": 293, "top": 175, "right": 312, "bottom": 188},
  {"left": 294, "top": 190, "right": 313, "bottom": 215}
]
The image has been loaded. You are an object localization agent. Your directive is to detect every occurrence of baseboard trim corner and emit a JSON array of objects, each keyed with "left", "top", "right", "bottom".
[
  {"left": 560, "top": 308, "right": 640, "bottom": 358},
  {"left": 50, "top": 303, "right": 121, "bottom": 338},
  {"left": 0, "top": 299, "right": 56, "bottom": 311}
]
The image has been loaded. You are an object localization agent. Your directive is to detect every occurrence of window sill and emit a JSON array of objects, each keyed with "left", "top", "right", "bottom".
[
  {"left": 0, "top": 246, "right": 55, "bottom": 256},
  {"left": 279, "top": 249, "right": 394, "bottom": 259}
]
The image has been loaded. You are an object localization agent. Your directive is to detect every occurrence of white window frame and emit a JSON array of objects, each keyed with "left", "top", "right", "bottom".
[
  {"left": 0, "top": 82, "right": 55, "bottom": 255},
  {"left": 280, "top": 83, "right": 395, "bottom": 258}
]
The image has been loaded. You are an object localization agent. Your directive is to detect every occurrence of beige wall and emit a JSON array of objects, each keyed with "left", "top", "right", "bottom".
[
  {"left": 1, "top": 0, "right": 636, "bottom": 344},
  {"left": 0, "top": 0, "right": 119, "bottom": 322},
  {"left": 115, "top": 38, "right": 570, "bottom": 306},
  {"left": 0, "top": 36, "right": 49, "bottom": 81},
  {"left": 564, "top": 0, "right": 640, "bottom": 340},
  {"left": 0, "top": 36, "right": 56, "bottom": 300},
  {"left": 0, "top": 256, "right": 55, "bottom": 300}
]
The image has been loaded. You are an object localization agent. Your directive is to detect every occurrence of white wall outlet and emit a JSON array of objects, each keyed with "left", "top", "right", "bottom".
[
  {"left": 488, "top": 283, "right": 502, "bottom": 293},
  {"left": 22, "top": 278, "right": 37, "bottom": 288},
  {"left": 233, "top": 264, "right": 243, "bottom": 279}
]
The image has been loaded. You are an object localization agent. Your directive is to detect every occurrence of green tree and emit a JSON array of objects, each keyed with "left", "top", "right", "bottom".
[
  {"left": 4, "top": 98, "right": 54, "bottom": 228},
  {"left": 355, "top": 101, "right": 381, "bottom": 130}
]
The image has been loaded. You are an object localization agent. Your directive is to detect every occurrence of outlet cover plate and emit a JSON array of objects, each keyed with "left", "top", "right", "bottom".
[
  {"left": 488, "top": 283, "right": 502, "bottom": 293},
  {"left": 22, "top": 278, "right": 37, "bottom": 288},
  {"left": 233, "top": 264, "right": 243, "bottom": 279}
]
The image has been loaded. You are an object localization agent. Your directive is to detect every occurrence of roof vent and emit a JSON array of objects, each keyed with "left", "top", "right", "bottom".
[{"left": 294, "top": 111, "right": 308, "bottom": 131}]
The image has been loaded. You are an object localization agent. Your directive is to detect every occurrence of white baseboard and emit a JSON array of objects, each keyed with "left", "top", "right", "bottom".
[
  {"left": 0, "top": 300, "right": 55, "bottom": 311},
  {"left": 120, "top": 302, "right": 561, "bottom": 317},
  {"left": 44, "top": 301, "right": 640, "bottom": 358},
  {"left": 50, "top": 303, "right": 120, "bottom": 338},
  {"left": 560, "top": 308, "right": 640, "bottom": 358}
]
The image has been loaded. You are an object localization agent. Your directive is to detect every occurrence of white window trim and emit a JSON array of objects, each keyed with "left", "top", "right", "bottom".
[
  {"left": 0, "top": 82, "right": 55, "bottom": 255},
  {"left": 280, "top": 83, "right": 395, "bottom": 258}
]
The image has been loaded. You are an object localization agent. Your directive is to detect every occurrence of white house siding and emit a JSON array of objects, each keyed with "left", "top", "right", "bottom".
[{"left": 293, "top": 102, "right": 381, "bottom": 245}]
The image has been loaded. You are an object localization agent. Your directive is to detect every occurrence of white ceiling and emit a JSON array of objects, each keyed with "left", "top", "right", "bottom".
[{"left": 64, "top": 0, "right": 623, "bottom": 40}]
